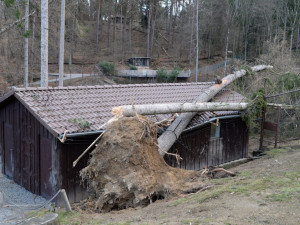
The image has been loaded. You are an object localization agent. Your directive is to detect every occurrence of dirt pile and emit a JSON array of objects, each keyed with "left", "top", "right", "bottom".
[{"left": 80, "top": 116, "right": 203, "bottom": 212}]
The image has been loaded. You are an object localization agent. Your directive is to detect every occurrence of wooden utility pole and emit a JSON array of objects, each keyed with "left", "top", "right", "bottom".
[
  {"left": 41, "top": 0, "right": 48, "bottom": 87},
  {"left": 59, "top": 0, "right": 65, "bottom": 87}
]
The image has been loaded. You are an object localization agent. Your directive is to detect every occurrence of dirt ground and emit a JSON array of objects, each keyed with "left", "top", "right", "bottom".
[{"left": 56, "top": 140, "right": 300, "bottom": 225}]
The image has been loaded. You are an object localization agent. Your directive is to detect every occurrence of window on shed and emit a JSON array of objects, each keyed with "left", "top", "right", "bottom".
[{"left": 210, "top": 122, "right": 220, "bottom": 138}]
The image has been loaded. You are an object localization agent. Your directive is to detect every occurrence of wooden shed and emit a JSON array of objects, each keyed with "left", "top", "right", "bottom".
[
  {"left": 0, "top": 83, "right": 248, "bottom": 203},
  {"left": 128, "top": 57, "right": 151, "bottom": 67}
]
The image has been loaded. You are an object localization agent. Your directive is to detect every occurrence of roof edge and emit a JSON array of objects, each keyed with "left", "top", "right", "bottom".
[
  {"left": 0, "top": 88, "right": 16, "bottom": 106},
  {"left": 14, "top": 93, "right": 59, "bottom": 138},
  {"left": 183, "top": 114, "right": 242, "bottom": 133},
  {"left": 12, "top": 82, "right": 216, "bottom": 92}
]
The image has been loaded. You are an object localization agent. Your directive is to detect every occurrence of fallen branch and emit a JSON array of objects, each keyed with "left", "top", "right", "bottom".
[
  {"left": 201, "top": 165, "right": 236, "bottom": 178},
  {"left": 155, "top": 143, "right": 182, "bottom": 166},
  {"left": 73, "top": 132, "right": 105, "bottom": 167}
]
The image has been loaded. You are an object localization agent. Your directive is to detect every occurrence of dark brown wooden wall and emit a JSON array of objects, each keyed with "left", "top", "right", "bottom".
[
  {"left": 165, "top": 118, "right": 249, "bottom": 170},
  {"left": 0, "top": 99, "right": 60, "bottom": 199},
  {"left": 60, "top": 142, "right": 94, "bottom": 203}
]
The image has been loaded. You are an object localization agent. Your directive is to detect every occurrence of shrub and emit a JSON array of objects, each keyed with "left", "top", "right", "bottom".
[
  {"left": 129, "top": 65, "right": 137, "bottom": 70},
  {"left": 277, "top": 73, "right": 300, "bottom": 91},
  {"left": 277, "top": 73, "right": 300, "bottom": 102},
  {"left": 156, "top": 68, "right": 169, "bottom": 82},
  {"left": 98, "top": 61, "right": 115, "bottom": 75},
  {"left": 169, "top": 68, "right": 180, "bottom": 81},
  {"left": 156, "top": 68, "right": 179, "bottom": 83}
]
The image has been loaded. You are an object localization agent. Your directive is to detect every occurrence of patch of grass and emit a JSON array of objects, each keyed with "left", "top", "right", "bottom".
[
  {"left": 171, "top": 152, "right": 300, "bottom": 207},
  {"left": 58, "top": 210, "right": 104, "bottom": 225},
  {"left": 107, "top": 221, "right": 132, "bottom": 225},
  {"left": 26, "top": 209, "right": 50, "bottom": 218},
  {"left": 57, "top": 211, "right": 83, "bottom": 225},
  {"left": 266, "top": 148, "right": 293, "bottom": 157}
]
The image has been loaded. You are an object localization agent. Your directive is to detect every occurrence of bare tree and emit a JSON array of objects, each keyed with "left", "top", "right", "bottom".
[
  {"left": 195, "top": 0, "right": 199, "bottom": 82},
  {"left": 59, "top": 0, "right": 65, "bottom": 87},
  {"left": 24, "top": 0, "right": 29, "bottom": 88},
  {"left": 41, "top": 0, "right": 48, "bottom": 87}
]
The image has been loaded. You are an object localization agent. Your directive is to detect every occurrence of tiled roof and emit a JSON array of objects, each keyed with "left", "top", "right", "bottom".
[{"left": 2, "top": 83, "right": 245, "bottom": 137}]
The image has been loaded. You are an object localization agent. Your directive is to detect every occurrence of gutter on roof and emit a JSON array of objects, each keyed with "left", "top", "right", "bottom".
[
  {"left": 59, "top": 115, "right": 241, "bottom": 140},
  {"left": 183, "top": 115, "right": 242, "bottom": 133},
  {"left": 58, "top": 130, "right": 105, "bottom": 139}
]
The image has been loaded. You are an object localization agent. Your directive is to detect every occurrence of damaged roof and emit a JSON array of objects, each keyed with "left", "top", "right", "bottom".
[{"left": 0, "top": 83, "right": 245, "bottom": 137}]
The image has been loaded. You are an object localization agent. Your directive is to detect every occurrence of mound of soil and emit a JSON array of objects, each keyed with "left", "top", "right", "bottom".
[{"left": 80, "top": 116, "right": 203, "bottom": 212}]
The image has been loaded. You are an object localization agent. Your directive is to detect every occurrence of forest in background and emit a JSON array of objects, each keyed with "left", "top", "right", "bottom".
[{"left": 1, "top": 0, "right": 300, "bottom": 86}]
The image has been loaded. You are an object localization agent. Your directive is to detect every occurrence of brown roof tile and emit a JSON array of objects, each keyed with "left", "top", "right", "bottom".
[{"left": 8, "top": 83, "right": 245, "bottom": 137}]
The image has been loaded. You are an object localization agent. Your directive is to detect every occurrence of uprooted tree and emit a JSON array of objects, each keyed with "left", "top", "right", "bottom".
[
  {"left": 79, "top": 65, "right": 273, "bottom": 212},
  {"left": 157, "top": 65, "right": 273, "bottom": 156}
]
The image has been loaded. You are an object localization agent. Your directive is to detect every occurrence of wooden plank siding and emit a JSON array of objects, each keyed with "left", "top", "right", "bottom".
[
  {"left": 0, "top": 99, "right": 60, "bottom": 199},
  {"left": 165, "top": 118, "right": 249, "bottom": 170},
  {"left": 60, "top": 142, "right": 94, "bottom": 204}
]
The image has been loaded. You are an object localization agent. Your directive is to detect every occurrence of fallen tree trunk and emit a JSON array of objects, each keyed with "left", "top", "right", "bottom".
[
  {"left": 158, "top": 65, "right": 273, "bottom": 156},
  {"left": 117, "top": 102, "right": 248, "bottom": 116}
]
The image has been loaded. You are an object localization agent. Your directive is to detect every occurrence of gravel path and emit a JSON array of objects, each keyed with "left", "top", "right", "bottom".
[{"left": 0, "top": 169, "right": 48, "bottom": 224}]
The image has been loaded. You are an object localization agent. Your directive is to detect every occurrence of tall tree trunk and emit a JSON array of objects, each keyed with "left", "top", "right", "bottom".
[
  {"left": 113, "top": 0, "right": 117, "bottom": 65},
  {"left": 290, "top": 11, "right": 298, "bottom": 55},
  {"left": 146, "top": 0, "right": 152, "bottom": 57},
  {"left": 24, "top": 0, "right": 29, "bottom": 88},
  {"left": 120, "top": 2, "right": 123, "bottom": 60},
  {"left": 128, "top": 3, "right": 132, "bottom": 53},
  {"left": 189, "top": 0, "right": 194, "bottom": 65},
  {"left": 69, "top": 10, "right": 75, "bottom": 66},
  {"left": 195, "top": 0, "right": 199, "bottom": 82},
  {"left": 30, "top": 15, "right": 36, "bottom": 67},
  {"left": 59, "top": 0, "right": 65, "bottom": 87},
  {"left": 167, "top": 0, "right": 174, "bottom": 50},
  {"left": 117, "top": 102, "right": 248, "bottom": 117},
  {"left": 107, "top": 0, "right": 113, "bottom": 47},
  {"left": 122, "top": 0, "right": 128, "bottom": 61},
  {"left": 96, "top": 0, "right": 101, "bottom": 54},
  {"left": 41, "top": 0, "right": 48, "bottom": 87},
  {"left": 150, "top": 2, "right": 157, "bottom": 57},
  {"left": 296, "top": 24, "right": 300, "bottom": 56}
]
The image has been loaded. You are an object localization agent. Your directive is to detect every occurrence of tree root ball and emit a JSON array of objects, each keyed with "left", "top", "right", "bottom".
[{"left": 80, "top": 116, "right": 199, "bottom": 212}]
